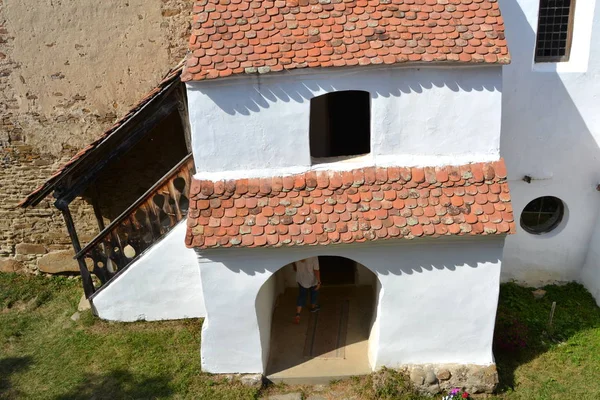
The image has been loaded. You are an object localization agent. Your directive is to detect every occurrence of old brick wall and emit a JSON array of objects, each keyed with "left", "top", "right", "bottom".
[{"left": 0, "top": 0, "right": 193, "bottom": 273}]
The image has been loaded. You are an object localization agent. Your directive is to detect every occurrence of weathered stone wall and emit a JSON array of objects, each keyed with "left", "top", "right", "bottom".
[{"left": 0, "top": 0, "right": 193, "bottom": 273}]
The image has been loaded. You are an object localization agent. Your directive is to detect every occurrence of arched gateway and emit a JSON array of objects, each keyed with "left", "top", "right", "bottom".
[
  {"left": 189, "top": 158, "right": 512, "bottom": 390},
  {"left": 257, "top": 256, "right": 382, "bottom": 381},
  {"left": 183, "top": 3, "right": 515, "bottom": 388}
]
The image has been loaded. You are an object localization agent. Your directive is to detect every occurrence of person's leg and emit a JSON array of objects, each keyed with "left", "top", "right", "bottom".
[
  {"left": 295, "top": 284, "right": 307, "bottom": 323},
  {"left": 309, "top": 286, "right": 320, "bottom": 312}
]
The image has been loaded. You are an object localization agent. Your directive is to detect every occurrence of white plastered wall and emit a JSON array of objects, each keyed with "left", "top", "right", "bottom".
[
  {"left": 499, "top": 0, "right": 600, "bottom": 285},
  {"left": 368, "top": 278, "right": 383, "bottom": 369},
  {"left": 92, "top": 222, "right": 206, "bottom": 321},
  {"left": 581, "top": 220, "right": 600, "bottom": 306},
  {"left": 186, "top": 65, "right": 503, "bottom": 180},
  {"left": 197, "top": 236, "right": 505, "bottom": 374}
]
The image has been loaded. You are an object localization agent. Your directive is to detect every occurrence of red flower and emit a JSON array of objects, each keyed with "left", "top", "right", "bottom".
[{"left": 462, "top": 393, "right": 469, "bottom": 398}]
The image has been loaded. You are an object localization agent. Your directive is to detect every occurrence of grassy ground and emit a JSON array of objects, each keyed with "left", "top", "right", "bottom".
[
  {"left": 1, "top": 273, "right": 599, "bottom": 399},
  {"left": 492, "top": 282, "right": 600, "bottom": 399},
  {"left": 0, "top": 273, "right": 258, "bottom": 400}
]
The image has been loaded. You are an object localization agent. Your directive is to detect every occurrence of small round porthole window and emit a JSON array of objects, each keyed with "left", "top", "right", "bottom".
[{"left": 520, "top": 196, "right": 565, "bottom": 234}]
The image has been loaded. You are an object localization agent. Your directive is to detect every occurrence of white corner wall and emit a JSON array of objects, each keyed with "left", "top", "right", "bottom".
[
  {"left": 581, "top": 216, "right": 600, "bottom": 306},
  {"left": 197, "top": 236, "right": 504, "bottom": 374},
  {"left": 368, "top": 278, "right": 383, "bottom": 370},
  {"left": 92, "top": 222, "right": 205, "bottom": 322},
  {"left": 499, "top": 0, "right": 600, "bottom": 284},
  {"left": 256, "top": 272, "right": 278, "bottom": 369},
  {"left": 186, "top": 65, "right": 502, "bottom": 179}
]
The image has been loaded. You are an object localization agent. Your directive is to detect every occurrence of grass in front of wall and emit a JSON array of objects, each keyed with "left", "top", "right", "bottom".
[
  {"left": 0, "top": 273, "right": 258, "bottom": 400},
  {"left": 1, "top": 273, "right": 600, "bottom": 399},
  {"left": 492, "top": 282, "right": 600, "bottom": 399}
]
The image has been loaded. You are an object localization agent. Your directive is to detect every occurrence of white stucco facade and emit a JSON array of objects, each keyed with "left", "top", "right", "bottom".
[
  {"left": 90, "top": 0, "right": 600, "bottom": 371},
  {"left": 198, "top": 237, "right": 504, "bottom": 374},
  {"left": 182, "top": 61, "right": 513, "bottom": 373},
  {"left": 582, "top": 221, "right": 600, "bottom": 306},
  {"left": 91, "top": 222, "right": 206, "bottom": 322},
  {"left": 186, "top": 65, "right": 503, "bottom": 179},
  {"left": 499, "top": 0, "right": 600, "bottom": 290}
]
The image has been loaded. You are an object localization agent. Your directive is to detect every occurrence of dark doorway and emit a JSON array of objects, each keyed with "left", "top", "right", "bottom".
[
  {"left": 318, "top": 256, "right": 356, "bottom": 285},
  {"left": 309, "top": 91, "right": 371, "bottom": 160}
]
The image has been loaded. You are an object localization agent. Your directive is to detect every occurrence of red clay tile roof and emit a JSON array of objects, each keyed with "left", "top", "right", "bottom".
[
  {"left": 182, "top": 0, "right": 510, "bottom": 82},
  {"left": 185, "top": 159, "right": 515, "bottom": 249},
  {"left": 19, "top": 61, "right": 185, "bottom": 208}
]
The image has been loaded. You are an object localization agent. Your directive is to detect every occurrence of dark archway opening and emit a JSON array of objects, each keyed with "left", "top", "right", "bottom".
[
  {"left": 309, "top": 91, "right": 371, "bottom": 161},
  {"left": 318, "top": 255, "right": 356, "bottom": 285},
  {"left": 258, "top": 256, "right": 380, "bottom": 381}
]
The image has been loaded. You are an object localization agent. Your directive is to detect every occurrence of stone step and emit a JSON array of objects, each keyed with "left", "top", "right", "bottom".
[{"left": 265, "top": 372, "right": 365, "bottom": 385}]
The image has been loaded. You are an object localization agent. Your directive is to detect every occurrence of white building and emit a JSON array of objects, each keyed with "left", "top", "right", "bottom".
[
  {"left": 20, "top": 0, "right": 600, "bottom": 392},
  {"left": 181, "top": 0, "right": 514, "bottom": 387}
]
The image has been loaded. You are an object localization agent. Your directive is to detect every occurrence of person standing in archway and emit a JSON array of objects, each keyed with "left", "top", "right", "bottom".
[{"left": 293, "top": 257, "right": 321, "bottom": 324}]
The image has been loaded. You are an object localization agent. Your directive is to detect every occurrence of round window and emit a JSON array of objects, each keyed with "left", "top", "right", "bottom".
[{"left": 520, "top": 196, "right": 565, "bottom": 234}]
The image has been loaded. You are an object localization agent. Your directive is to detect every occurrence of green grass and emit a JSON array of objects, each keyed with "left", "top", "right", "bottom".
[
  {"left": 493, "top": 282, "right": 600, "bottom": 399},
  {"left": 0, "top": 273, "right": 258, "bottom": 400},
  {"left": 1, "top": 273, "right": 600, "bottom": 399}
]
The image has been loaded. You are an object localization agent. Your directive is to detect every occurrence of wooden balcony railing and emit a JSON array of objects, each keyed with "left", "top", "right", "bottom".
[{"left": 77, "top": 154, "right": 195, "bottom": 288}]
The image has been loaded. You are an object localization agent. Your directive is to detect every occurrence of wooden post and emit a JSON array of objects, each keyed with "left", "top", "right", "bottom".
[
  {"left": 56, "top": 201, "right": 95, "bottom": 298},
  {"left": 176, "top": 84, "right": 193, "bottom": 154}
]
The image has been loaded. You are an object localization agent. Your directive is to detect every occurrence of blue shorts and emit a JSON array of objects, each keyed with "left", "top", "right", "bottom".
[{"left": 297, "top": 283, "right": 318, "bottom": 308}]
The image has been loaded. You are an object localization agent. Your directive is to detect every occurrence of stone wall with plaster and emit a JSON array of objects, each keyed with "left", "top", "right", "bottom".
[
  {"left": 0, "top": 0, "right": 193, "bottom": 273},
  {"left": 91, "top": 222, "right": 205, "bottom": 321},
  {"left": 197, "top": 236, "right": 504, "bottom": 374}
]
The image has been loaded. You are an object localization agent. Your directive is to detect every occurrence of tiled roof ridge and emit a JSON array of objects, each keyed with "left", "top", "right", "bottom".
[
  {"left": 182, "top": 0, "right": 510, "bottom": 82},
  {"left": 185, "top": 159, "right": 515, "bottom": 249}
]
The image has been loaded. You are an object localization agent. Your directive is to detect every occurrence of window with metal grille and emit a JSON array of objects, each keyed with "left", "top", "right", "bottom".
[
  {"left": 535, "top": 0, "right": 576, "bottom": 62},
  {"left": 520, "top": 196, "right": 565, "bottom": 234}
]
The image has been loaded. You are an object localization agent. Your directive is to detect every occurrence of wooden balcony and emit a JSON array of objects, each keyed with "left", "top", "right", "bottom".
[{"left": 76, "top": 154, "right": 195, "bottom": 289}]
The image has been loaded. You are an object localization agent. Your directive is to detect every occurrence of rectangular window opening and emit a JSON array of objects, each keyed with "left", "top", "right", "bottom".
[
  {"left": 534, "top": 0, "right": 576, "bottom": 63},
  {"left": 309, "top": 91, "right": 371, "bottom": 163}
]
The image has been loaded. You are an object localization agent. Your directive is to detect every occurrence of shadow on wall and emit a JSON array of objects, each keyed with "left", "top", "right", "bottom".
[
  {"left": 203, "top": 239, "right": 502, "bottom": 278},
  {"left": 499, "top": 0, "right": 600, "bottom": 275},
  {"left": 52, "top": 369, "right": 174, "bottom": 400},
  {"left": 0, "top": 356, "right": 32, "bottom": 398},
  {"left": 190, "top": 66, "right": 502, "bottom": 116},
  {"left": 500, "top": 0, "right": 599, "bottom": 177}
]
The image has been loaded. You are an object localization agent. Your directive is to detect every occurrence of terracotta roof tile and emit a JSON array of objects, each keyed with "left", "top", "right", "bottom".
[
  {"left": 185, "top": 159, "right": 515, "bottom": 249},
  {"left": 182, "top": 0, "right": 510, "bottom": 81}
]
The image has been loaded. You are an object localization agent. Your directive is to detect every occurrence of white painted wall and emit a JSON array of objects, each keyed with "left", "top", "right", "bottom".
[
  {"left": 92, "top": 222, "right": 206, "bottom": 322},
  {"left": 177, "top": 0, "right": 600, "bottom": 314},
  {"left": 581, "top": 218, "right": 600, "bottom": 306},
  {"left": 197, "top": 236, "right": 505, "bottom": 374},
  {"left": 499, "top": 0, "right": 600, "bottom": 284},
  {"left": 186, "top": 66, "right": 503, "bottom": 179},
  {"left": 256, "top": 272, "right": 278, "bottom": 368},
  {"left": 368, "top": 278, "right": 383, "bottom": 370}
]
